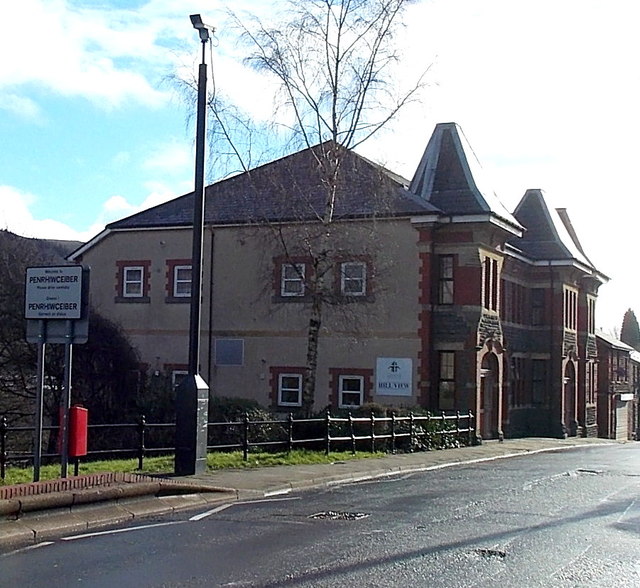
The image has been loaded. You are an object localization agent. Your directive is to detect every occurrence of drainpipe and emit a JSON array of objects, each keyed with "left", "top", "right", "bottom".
[
  {"left": 547, "top": 260, "right": 559, "bottom": 437},
  {"left": 207, "top": 227, "right": 215, "bottom": 389}
]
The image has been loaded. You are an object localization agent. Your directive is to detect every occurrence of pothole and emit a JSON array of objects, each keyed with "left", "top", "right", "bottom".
[
  {"left": 309, "top": 511, "right": 369, "bottom": 520},
  {"left": 474, "top": 548, "right": 507, "bottom": 560},
  {"left": 575, "top": 468, "right": 603, "bottom": 475}
]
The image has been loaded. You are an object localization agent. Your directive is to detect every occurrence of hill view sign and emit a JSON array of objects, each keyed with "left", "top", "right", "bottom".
[
  {"left": 25, "top": 266, "right": 83, "bottom": 320},
  {"left": 376, "top": 357, "right": 412, "bottom": 396}
]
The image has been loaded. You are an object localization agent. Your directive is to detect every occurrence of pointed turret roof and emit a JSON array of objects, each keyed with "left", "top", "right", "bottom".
[
  {"left": 510, "top": 189, "right": 598, "bottom": 270},
  {"left": 409, "top": 122, "right": 522, "bottom": 234}
]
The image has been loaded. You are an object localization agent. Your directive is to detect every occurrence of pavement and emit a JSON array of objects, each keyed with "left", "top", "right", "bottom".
[{"left": 0, "top": 437, "right": 621, "bottom": 552}]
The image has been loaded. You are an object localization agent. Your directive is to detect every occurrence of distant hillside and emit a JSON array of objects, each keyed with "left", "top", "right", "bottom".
[{"left": 0, "top": 229, "right": 82, "bottom": 264}]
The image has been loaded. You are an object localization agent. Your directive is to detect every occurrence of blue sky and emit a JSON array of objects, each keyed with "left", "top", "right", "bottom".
[{"left": 1, "top": 0, "right": 639, "bottom": 333}]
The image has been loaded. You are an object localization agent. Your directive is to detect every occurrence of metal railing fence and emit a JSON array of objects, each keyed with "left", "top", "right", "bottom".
[{"left": 0, "top": 410, "right": 476, "bottom": 479}]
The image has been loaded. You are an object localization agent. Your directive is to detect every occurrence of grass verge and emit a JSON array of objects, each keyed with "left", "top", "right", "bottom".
[{"left": 1, "top": 449, "right": 385, "bottom": 487}]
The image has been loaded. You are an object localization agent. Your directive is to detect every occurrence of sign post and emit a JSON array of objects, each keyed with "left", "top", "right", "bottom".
[
  {"left": 60, "top": 324, "right": 74, "bottom": 478},
  {"left": 33, "top": 337, "right": 46, "bottom": 482},
  {"left": 25, "top": 265, "right": 89, "bottom": 481}
]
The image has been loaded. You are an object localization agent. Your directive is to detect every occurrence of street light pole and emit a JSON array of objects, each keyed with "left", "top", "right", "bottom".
[
  {"left": 175, "top": 14, "right": 215, "bottom": 476},
  {"left": 188, "top": 25, "right": 209, "bottom": 376}
]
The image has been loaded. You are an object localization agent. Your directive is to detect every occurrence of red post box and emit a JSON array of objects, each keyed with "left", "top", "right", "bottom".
[{"left": 68, "top": 405, "right": 88, "bottom": 457}]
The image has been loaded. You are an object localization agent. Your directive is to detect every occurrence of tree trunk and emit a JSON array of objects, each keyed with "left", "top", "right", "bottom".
[{"left": 303, "top": 293, "right": 323, "bottom": 417}]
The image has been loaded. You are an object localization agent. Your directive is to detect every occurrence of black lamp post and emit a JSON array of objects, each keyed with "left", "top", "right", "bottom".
[{"left": 175, "top": 14, "right": 215, "bottom": 476}]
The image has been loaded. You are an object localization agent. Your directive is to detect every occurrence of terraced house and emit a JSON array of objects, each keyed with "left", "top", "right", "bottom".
[{"left": 69, "top": 123, "right": 608, "bottom": 440}]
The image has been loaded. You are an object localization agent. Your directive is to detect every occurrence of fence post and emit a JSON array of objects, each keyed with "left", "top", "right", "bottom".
[
  {"left": 469, "top": 411, "right": 476, "bottom": 446},
  {"left": 425, "top": 412, "right": 431, "bottom": 449},
  {"left": 287, "top": 412, "right": 294, "bottom": 454},
  {"left": 349, "top": 412, "right": 356, "bottom": 455},
  {"left": 390, "top": 412, "right": 396, "bottom": 454},
  {"left": 409, "top": 412, "right": 414, "bottom": 453},
  {"left": 370, "top": 411, "right": 376, "bottom": 453},
  {"left": 325, "top": 409, "right": 331, "bottom": 456},
  {"left": 137, "top": 414, "right": 146, "bottom": 471},
  {"left": 242, "top": 413, "right": 250, "bottom": 462},
  {"left": 0, "top": 415, "right": 7, "bottom": 480}
]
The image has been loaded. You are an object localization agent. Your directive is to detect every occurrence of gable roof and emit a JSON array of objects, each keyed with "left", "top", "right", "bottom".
[
  {"left": 68, "top": 123, "right": 603, "bottom": 282},
  {"left": 409, "top": 122, "right": 522, "bottom": 234},
  {"left": 108, "top": 142, "right": 440, "bottom": 231}
]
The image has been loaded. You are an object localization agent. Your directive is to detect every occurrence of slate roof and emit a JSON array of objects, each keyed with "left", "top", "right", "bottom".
[
  {"left": 108, "top": 142, "right": 440, "bottom": 231},
  {"left": 70, "top": 123, "right": 605, "bottom": 286},
  {"left": 409, "top": 122, "right": 522, "bottom": 234},
  {"left": 596, "top": 330, "right": 636, "bottom": 352},
  {"left": 509, "top": 189, "right": 599, "bottom": 270}
]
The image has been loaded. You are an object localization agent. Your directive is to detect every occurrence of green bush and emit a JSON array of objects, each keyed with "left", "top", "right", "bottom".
[
  {"left": 330, "top": 405, "right": 466, "bottom": 453},
  {"left": 208, "top": 396, "right": 286, "bottom": 450}
]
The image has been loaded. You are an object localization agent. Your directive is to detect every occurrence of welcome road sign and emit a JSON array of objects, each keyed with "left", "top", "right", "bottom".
[{"left": 25, "top": 266, "right": 83, "bottom": 320}]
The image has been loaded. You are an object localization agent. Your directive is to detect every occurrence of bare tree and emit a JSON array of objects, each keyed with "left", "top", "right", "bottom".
[{"left": 199, "top": 0, "right": 428, "bottom": 414}]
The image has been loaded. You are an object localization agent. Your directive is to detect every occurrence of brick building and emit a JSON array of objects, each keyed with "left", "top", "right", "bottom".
[
  {"left": 69, "top": 122, "right": 608, "bottom": 439},
  {"left": 596, "top": 332, "right": 638, "bottom": 440}
]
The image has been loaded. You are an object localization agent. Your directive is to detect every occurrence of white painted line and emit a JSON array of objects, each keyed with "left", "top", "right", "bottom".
[
  {"left": 264, "top": 488, "right": 292, "bottom": 497},
  {"left": 242, "top": 497, "right": 301, "bottom": 504},
  {"left": 0, "top": 541, "right": 56, "bottom": 558},
  {"left": 264, "top": 488, "right": 293, "bottom": 498},
  {"left": 30, "top": 541, "right": 55, "bottom": 549},
  {"left": 325, "top": 445, "right": 617, "bottom": 489},
  {"left": 189, "top": 503, "right": 234, "bottom": 521},
  {"left": 61, "top": 520, "right": 185, "bottom": 541},
  {"left": 189, "top": 496, "right": 301, "bottom": 521},
  {"left": 618, "top": 498, "right": 640, "bottom": 525}
]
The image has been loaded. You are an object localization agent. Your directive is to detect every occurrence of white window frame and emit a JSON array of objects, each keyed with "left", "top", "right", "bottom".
[
  {"left": 281, "top": 263, "right": 305, "bottom": 297},
  {"left": 173, "top": 264, "right": 192, "bottom": 298},
  {"left": 438, "top": 255, "right": 454, "bottom": 305},
  {"left": 278, "top": 373, "right": 303, "bottom": 407},
  {"left": 563, "top": 287, "right": 578, "bottom": 331},
  {"left": 123, "top": 266, "right": 144, "bottom": 298},
  {"left": 340, "top": 261, "right": 367, "bottom": 297},
  {"left": 338, "top": 375, "right": 364, "bottom": 409},
  {"left": 438, "top": 351, "right": 456, "bottom": 410}
]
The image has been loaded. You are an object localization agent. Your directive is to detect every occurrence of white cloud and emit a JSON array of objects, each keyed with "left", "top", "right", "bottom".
[
  {"left": 102, "top": 195, "right": 132, "bottom": 214},
  {"left": 0, "top": 1, "right": 279, "bottom": 115},
  {"left": 0, "top": 180, "right": 188, "bottom": 243},
  {"left": 0, "top": 0, "right": 181, "bottom": 110},
  {"left": 1, "top": 0, "right": 637, "bottom": 335},
  {"left": 140, "top": 180, "right": 191, "bottom": 209},
  {"left": 0, "top": 93, "right": 42, "bottom": 120},
  {"left": 0, "top": 185, "right": 84, "bottom": 240},
  {"left": 85, "top": 183, "right": 186, "bottom": 232},
  {"left": 143, "top": 139, "right": 192, "bottom": 174}
]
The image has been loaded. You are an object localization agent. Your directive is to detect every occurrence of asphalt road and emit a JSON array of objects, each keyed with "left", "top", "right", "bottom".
[{"left": 2, "top": 444, "right": 639, "bottom": 587}]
